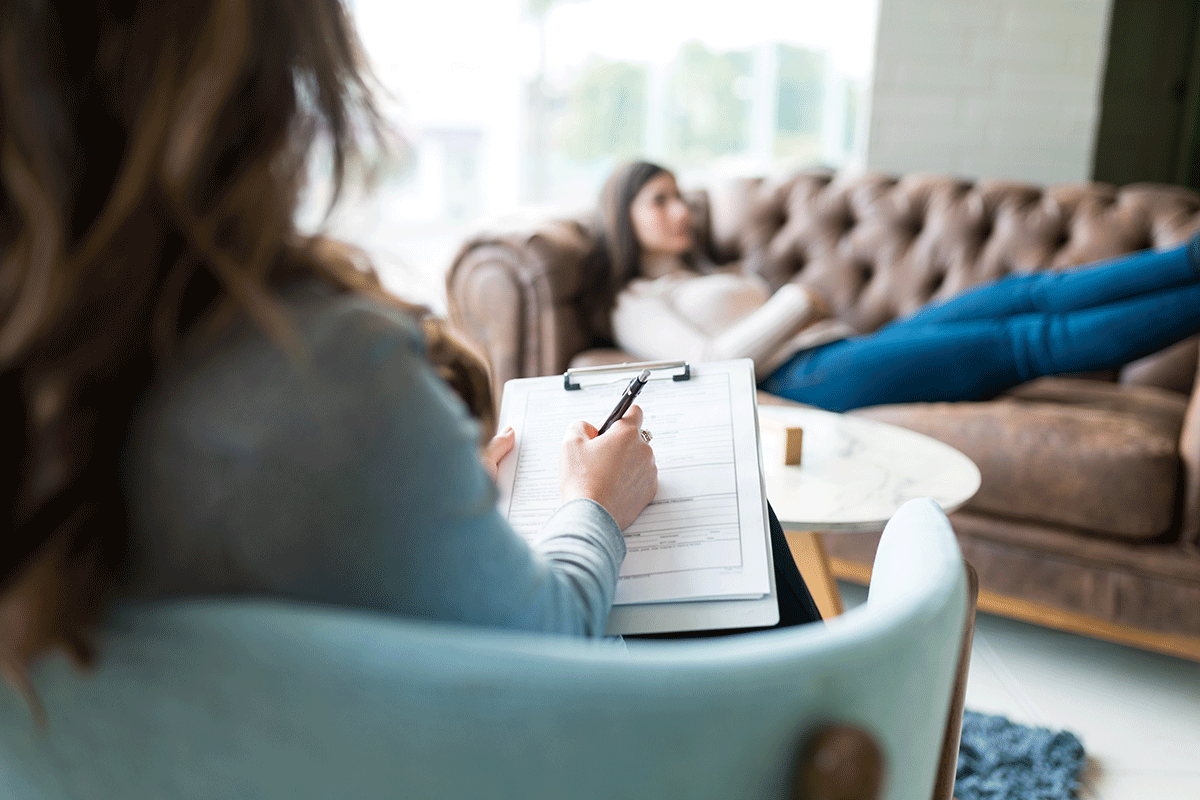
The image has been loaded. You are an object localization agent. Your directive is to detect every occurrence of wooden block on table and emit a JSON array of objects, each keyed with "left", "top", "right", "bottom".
[
  {"left": 760, "top": 414, "right": 805, "bottom": 466},
  {"left": 784, "top": 427, "right": 803, "bottom": 466}
]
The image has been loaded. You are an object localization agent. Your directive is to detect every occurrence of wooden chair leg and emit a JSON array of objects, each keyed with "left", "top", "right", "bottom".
[
  {"left": 932, "top": 562, "right": 979, "bottom": 800},
  {"left": 785, "top": 531, "right": 844, "bottom": 619}
]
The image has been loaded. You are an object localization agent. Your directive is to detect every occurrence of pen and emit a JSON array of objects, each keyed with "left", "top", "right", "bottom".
[{"left": 597, "top": 369, "right": 651, "bottom": 435}]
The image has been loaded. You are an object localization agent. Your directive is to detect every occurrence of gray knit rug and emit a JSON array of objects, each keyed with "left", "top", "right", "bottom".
[{"left": 955, "top": 711, "right": 1086, "bottom": 800}]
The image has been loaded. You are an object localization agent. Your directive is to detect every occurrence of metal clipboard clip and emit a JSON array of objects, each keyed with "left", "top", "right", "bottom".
[{"left": 563, "top": 360, "right": 691, "bottom": 391}]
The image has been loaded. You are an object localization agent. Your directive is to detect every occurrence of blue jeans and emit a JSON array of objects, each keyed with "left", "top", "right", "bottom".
[{"left": 761, "top": 240, "right": 1200, "bottom": 411}]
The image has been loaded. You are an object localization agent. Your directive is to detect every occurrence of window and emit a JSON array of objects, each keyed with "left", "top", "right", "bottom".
[{"left": 308, "top": 0, "right": 878, "bottom": 310}]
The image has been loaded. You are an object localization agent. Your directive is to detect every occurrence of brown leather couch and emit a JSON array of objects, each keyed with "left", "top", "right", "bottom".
[{"left": 447, "top": 170, "right": 1200, "bottom": 661}]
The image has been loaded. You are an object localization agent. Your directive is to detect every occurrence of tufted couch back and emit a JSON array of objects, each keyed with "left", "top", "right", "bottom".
[
  {"left": 448, "top": 170, "right": 1200, "bottom": 402},
  {"left": 714, "top": 171, "right": 1200, "bottom": 338}
]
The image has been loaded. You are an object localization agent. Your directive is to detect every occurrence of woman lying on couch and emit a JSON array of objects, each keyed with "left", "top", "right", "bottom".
[{"left": 603, "top": 161, "right": 1200, "bottom": 412}]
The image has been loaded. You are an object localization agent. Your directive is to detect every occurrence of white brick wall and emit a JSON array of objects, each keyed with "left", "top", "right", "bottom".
[{"left": 865, "top": 0, "right": 1114, "bottom": 184}]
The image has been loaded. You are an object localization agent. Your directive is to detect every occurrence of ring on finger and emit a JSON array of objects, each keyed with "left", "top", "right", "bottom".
[{"left": 640, "top": 429, "right": 653, "bottom": 443}]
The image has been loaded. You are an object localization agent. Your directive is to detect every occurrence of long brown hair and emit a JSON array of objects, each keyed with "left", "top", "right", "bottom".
[
  {"left": 0, "top": 0, "right": 491, "bottom": 690},
  {"left": 593, "top": 159, "right": 706, "bottom": 321},
  {"left": 596, "top": 161, "right": 669, "bottom": 296}
]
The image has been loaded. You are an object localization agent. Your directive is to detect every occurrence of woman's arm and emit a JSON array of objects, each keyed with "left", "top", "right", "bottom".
[
  {"left": 123, "top": 292, "right": 640, "bottom": 637},
  {"left": 613, "top": 279, "right": 823, "bottom": 379},
  {"left": 322, "top": 301, "right": 636, "bottom": 635}
]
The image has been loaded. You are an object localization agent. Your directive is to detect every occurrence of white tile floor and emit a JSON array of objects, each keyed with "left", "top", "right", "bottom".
[{"left": 839, "top": 581, "right": 1200, "bottom": 800}]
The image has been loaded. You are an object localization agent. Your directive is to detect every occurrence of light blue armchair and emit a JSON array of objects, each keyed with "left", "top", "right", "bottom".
[{"left": 0, "top": 498, "right": 975, "bottom": 800}]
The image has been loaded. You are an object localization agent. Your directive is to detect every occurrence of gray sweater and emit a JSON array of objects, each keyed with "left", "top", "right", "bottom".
[{"left": 120, "top": 283, "right": 625, "bottom": 636}]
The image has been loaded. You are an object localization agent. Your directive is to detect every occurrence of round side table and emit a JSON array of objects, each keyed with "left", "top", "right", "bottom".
[{"left": 758, "top": 404, "right": 981, "bottom": 618}]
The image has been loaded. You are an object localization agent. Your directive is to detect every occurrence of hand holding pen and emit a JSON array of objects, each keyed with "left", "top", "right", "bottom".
[{"left": 558, "top": 368, "right": 658, "bottom": 529}]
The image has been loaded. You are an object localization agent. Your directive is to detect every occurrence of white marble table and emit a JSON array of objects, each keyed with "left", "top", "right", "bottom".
[{"left": 758, "top": 404, "right": 981, "bottom": 616}]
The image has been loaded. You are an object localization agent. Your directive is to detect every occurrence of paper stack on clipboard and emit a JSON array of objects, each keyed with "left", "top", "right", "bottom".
[{"left": 494, "top": 359, "right": 778, "bottom": 636}]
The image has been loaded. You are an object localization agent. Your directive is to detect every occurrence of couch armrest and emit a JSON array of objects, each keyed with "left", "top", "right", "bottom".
[
  {"left": 1179, "top": 352, "right": 1200, "bottom": 548},
  {"left": 446, "top": 220, "right": 604, "bottom": 409}
]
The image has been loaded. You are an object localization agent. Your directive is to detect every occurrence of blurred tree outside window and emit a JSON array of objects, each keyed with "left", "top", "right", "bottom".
[
  {"left": 556, "top": 60, "right": 648, "bottom": 163},
  {"left": 665, "top": 42, "right": 753, "bottom": 165},
  {"left": 775, "top": 45, "right": 825, "bottom": 163}
]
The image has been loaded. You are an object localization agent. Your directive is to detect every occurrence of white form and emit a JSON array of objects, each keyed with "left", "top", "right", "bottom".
[{"left": 496, "top": 359, "right": 771, "bottom": 607}]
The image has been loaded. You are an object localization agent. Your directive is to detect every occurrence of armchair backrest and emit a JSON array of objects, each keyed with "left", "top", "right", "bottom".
[{"left": 0, "top": 499, "right": 969, "bottom": 800}]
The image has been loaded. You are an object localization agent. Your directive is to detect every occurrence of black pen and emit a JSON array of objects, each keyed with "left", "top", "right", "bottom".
[{"left": 597, "top": 369, "right": 651, "bottom": 435}]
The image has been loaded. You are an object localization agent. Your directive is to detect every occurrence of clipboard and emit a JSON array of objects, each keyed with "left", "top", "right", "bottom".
[{"left": 494, "top": 359, "right": 779, "bottom": 636}]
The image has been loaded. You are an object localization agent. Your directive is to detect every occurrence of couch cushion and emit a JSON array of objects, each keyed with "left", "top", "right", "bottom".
[
  {"left": 1119, "top": 335, "right": 1200, "bottom": 395},
  {"left": 852, "top": 394, "right": 1183, "bottom": 541},
  {"left": 821, "top": 516, "right": 1200, "bottom": 639},
  {"left": 1003, "top": 376, "right": 1189, "bottom": 426}
]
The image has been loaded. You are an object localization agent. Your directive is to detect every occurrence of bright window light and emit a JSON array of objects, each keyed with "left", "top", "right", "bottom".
[{"left": 308, "top": 0, "right": 879, "bottom": 311}]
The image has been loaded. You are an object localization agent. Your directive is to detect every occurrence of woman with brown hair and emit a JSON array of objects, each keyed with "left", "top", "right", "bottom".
[
  {"left": 0, "top": 0, "right": 657, "bottom": 687},
  {"left": 601, "top": 161, "right": 1200, "bottom": 412}
]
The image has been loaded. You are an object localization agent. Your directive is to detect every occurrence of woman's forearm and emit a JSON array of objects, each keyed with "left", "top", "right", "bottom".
[
  {"left": 706, "top": 283, "right": 822, "bottom": 375},
  {"left": 613, "top": 279, "right": 824, "bottom": 377}
]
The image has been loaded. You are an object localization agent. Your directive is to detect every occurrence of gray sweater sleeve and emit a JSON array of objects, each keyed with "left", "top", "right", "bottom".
[{"left": 121, "top": 288, "right": 626, "bottom": 637}]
